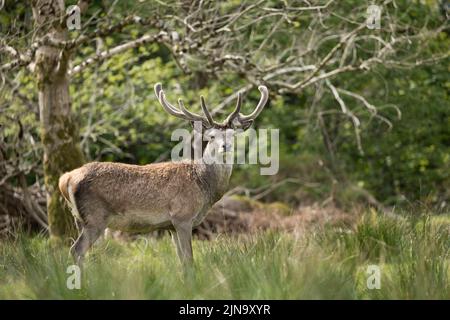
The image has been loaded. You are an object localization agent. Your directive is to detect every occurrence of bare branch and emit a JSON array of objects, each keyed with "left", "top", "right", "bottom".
[
  {"left": 326, "top": 79, "right": 363, "bottom": 155},
  {"left": 68, "top": 15, "right": 162, "bottom": 50},
  {"left": 69, "top": 31, "right": 169, "bottom": 75}
]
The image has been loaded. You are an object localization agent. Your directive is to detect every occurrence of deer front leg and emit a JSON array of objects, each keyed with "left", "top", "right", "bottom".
[
  {"left": 170, "top": 230, "right": 183, "bottom": 260},
  {"left": 171, "top": 219, "right": 193, "bottom": 265}
]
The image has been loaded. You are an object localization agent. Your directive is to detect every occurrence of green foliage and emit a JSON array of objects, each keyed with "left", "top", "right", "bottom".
[
  {"left": 1, "top": 0, "right": 448, "bottom": 210},
  {"left": 335, "top": 57, "right": 450, "bottom": 205}
]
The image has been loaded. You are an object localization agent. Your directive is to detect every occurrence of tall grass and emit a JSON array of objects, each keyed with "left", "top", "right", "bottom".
[{"left": 0, "top": 211, "right": 448, "bottom": 299}]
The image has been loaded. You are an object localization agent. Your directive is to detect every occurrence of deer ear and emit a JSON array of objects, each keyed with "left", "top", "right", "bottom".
[
  {"left": 240, "top": 119, "right": 254, "bottom": 131},
  {"left": 230, "top": 118, "right": 254, "bottom": 131}
]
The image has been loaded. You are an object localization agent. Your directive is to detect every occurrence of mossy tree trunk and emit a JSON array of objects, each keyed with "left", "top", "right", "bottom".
[{"left": 32, "top": 0, "right": 84, "bottom": 241}]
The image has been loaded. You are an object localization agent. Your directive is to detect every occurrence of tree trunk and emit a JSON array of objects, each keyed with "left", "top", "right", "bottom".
[{"left": 32, "top": 0, "right": 84, "bottom": 241}]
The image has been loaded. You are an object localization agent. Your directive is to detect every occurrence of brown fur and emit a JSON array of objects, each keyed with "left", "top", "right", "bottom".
[
  {"left": 60, "top": 161, "right": 208, "bottom": 218},
  {"left": 60, "top": 84, "right": 268, "bottom": 265},
  {"left": 59, "top": 160, "right": 231, "bottom": 264}
]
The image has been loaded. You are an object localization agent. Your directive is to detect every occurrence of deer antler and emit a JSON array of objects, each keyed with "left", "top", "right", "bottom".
[
  {"left": 223, "top": 91, "right": 242, "bottom": 127},
  {"left": 154, "top": 83, "right": 215, "bottom": 127},
  {"left": 236, "top": 85, "right": 269, "bottom": 122},
  {"left": 155, "top": 83, "right": 269, "bottom": 129},
  {"left": 154, "top": 83, "right": 185, "bottom": 118},
  {"left": 224, "top": 85, "right": 269, "bottom": 129}
]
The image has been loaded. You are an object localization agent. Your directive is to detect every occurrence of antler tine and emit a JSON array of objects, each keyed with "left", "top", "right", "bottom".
[
  {"left": 155, "top": 83, "right": 211, "bottom": 126},
  {"left": 224, "top": 91, "right": 242, "bottom": 126},
  {"left": 237, "top": 85, "right": 269, "bottom": 122},
  {"left": 200, "top": 96, "right": 216, "bottom": 126},
  {"left": 154, "top": 83, "right": 185, "bottom": 118},
  {"left": 154, "top": 83, "right": 268, "bottom": 129},
  {"left": 177, "top": 99, "right": 206, "bottom": 122}
]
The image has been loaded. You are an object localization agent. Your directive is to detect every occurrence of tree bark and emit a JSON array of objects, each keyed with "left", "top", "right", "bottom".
[{"left": 32, "top": 0, "right": 84, "bottom": 241}]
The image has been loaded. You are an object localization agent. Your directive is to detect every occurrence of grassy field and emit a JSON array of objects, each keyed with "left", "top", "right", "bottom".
[{"left": 0, "top": 211, "right": 449, "bottom": 299}]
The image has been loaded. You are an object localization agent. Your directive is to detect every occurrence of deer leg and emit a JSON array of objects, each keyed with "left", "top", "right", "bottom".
[
  {"left": 172, "top": 220, "right": 193, "bottom": 265},
  {"left": 70, "top": 223, "right": 105, "bottom": 264},
  {"left": 69, "top": 193, "right": 110, "bottom": 264},
  {"left": 170, "top": 230, "right": 183, "bottom": 259}
]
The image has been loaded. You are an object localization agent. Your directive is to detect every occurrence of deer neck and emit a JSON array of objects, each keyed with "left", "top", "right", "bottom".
[
  {"left": 196, "top": 162, "right": 233, "bottom": 204},
  {"left": 194, "top": 146, "right": 233, "bottom": 204}
]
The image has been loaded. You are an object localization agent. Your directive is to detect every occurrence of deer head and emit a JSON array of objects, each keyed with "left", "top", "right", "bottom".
[{"left": 154, "top": 83, "right": 269, "bottom": 161}]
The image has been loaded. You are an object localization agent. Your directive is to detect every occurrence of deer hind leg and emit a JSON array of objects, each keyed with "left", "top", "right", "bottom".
[
  {"left": 70, "top": 223, "right": 107, "bottom": 264},
  {"left": 69, "top": 199, "right": 109, "bottom": 264},
  {"left": 71, "top": 217, "right": 107, "bottom": 264},
  {"left": 171, "top": 219, "right": 193, "bottom": 265}
]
